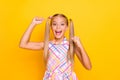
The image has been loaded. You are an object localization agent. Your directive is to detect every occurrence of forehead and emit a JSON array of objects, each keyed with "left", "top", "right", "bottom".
[{"left": 52, "top": 16, "right": 67, "bottom": 22}]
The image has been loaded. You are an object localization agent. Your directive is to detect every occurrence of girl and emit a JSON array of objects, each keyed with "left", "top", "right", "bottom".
[{"left": 19, "top": 14, "right": 92, "bottom": 80}]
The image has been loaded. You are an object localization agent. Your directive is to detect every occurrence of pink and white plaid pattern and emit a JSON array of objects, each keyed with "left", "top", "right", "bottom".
[{"left": 43, "top": 37, "right": 78, "bottom": 80}]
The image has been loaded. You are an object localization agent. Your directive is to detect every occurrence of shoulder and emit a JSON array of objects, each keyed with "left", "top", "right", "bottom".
[
  {"left": 63, "top": 38, "right": 69, "bottom": 45},
  {"left": 48, "top": 40, "right": 54, "bottom": 48}
]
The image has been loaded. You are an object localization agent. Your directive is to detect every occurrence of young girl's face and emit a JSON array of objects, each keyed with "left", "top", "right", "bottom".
[{"left": 51, "top": 16, "right": 68, "bottom": 39}]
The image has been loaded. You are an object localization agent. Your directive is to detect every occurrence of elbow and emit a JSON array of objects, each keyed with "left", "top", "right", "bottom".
[
  {"left": 86, "top": 65, "right": 92, "bottom": 70},
  {"left": 85, "top": 64, "right": 92, "bottom": 70},
  {"left": 19, "top": 43, "right": 24, "bottom": 48},
  {"left": 83, "top": 62, "right": 92, "bottom": 70},
  {"left": 19, "top": 42, "right": 26, "bottom": 48}
]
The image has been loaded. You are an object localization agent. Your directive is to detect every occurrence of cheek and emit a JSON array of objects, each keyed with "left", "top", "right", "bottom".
[
  {"left": 62, "top": 26, "right": 68, "bottom": 31},
  {"left": 51, "top": 26, "right": 55, "bottom": 31},
  {"left": 51, "top": 27, "right": 57, "bottom": 34}
]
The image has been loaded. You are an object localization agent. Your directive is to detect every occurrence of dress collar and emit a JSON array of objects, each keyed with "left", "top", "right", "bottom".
[{"left": 50, "top": 37, "right": 68, "bottom": 45}]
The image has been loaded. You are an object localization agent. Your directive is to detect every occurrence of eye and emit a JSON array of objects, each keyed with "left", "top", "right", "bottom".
[
  {"left": 61, "top": 23, "right": 65, "bottom": 26},
  {"left": 52, "top": 23, "right": 57, "bottom": 26}
]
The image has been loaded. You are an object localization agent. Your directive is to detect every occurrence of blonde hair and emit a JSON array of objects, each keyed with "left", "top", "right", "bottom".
[{"left": 44, "top": 14, "right": 75, "bottom": 69}]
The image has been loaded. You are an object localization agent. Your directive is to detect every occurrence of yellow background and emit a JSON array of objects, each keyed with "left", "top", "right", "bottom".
[{"left": 0, "top": 0, "right": 120, "bottom": 80}]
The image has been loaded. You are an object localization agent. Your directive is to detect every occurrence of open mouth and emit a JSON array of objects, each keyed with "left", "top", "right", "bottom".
[{"left": 55, "top": 31, "right": 62, "bottom": 35}]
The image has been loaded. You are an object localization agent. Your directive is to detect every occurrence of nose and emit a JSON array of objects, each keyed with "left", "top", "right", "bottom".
[{"left": 56, "top": 25, "right": 60, "bottom": 29}]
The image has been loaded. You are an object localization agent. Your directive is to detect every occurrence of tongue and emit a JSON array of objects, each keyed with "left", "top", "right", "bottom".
[{"left": 56, "top": 31, "right": 61, "bottom": 35}]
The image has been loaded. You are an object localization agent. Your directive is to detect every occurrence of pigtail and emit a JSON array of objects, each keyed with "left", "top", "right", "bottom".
[
  {"left": 69, "top": 19, "right": 75, "bottom": 70},
  {"left": 44, "top": 19, "right": 50, "bottom": 63}
]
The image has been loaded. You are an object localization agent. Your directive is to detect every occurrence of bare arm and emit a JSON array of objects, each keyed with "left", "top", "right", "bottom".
[
  {"left": 19, "top": 17, "right": 44, "bottom": 50},
  {"left": 72, "top": 36, "right": 92, "bottom": 70}
]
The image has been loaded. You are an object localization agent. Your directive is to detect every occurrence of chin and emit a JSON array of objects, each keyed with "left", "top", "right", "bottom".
[
  {"left": 55, "top": 36, "right": 63, "bottom": 39},
  {"left": 54, "top": 34, "right": 64, "bottom": 40}
]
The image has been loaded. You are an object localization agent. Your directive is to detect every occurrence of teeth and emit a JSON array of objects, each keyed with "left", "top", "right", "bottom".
[
  {"left": 55, "top": 31, "right": 62, "bottom": 33},
  {"left": 55, "top": 31, "right": 62, "bottom": 35}
]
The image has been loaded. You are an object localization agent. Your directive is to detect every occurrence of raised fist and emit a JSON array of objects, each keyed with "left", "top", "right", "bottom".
[{"left": 32, "top": 17, "right": 44, "bottom": 25}]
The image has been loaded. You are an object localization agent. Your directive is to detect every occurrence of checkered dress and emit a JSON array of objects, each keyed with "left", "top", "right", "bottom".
[{"left": 43, "top": 37, "right": 78, "bottom": 80}]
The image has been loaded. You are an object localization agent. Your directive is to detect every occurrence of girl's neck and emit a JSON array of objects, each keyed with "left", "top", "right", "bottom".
[{"left": 53, "top": 36, "right": 65, "bottom": 44}]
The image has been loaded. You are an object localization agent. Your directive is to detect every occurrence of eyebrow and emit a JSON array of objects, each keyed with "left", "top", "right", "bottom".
[{"left": 52, "top": 21, "right": 66, "bottom": 23}]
